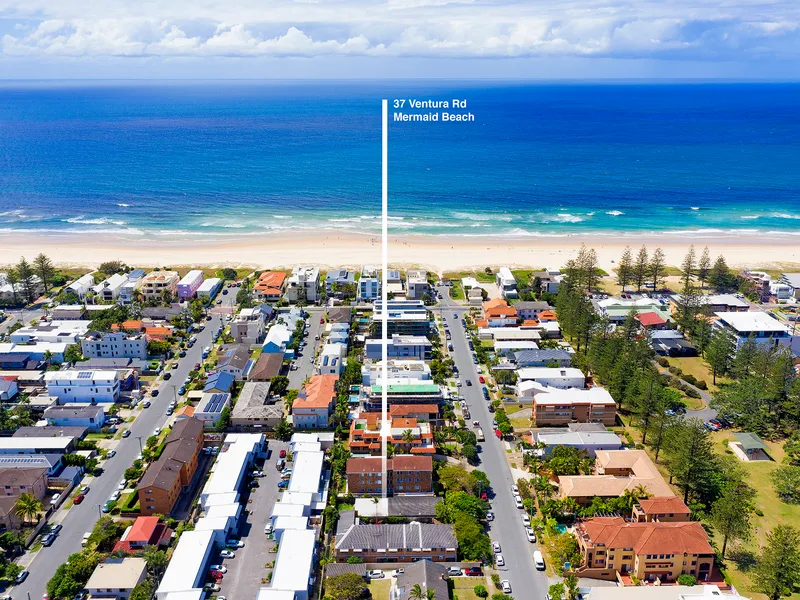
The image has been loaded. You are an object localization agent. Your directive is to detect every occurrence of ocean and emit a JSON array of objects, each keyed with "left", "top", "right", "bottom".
[{"left": 1, "top": 80, "right": 799, "bottom": 241}]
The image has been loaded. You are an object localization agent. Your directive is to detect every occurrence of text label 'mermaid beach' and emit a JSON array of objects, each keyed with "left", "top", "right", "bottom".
[{"left": 392, "top": 98, "right": 475, "bottom": 123}]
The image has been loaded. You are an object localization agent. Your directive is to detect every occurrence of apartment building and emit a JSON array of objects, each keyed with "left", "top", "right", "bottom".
[
  {"left": 334, "top": 521, "right": 457, "bottom": 563},
  {"left": 346, "top": 455, "right": 433, "bottom": 495},
  {"left": 45, "top": 370, "right": 120, "bottom": 403},
  {"left": 515, "top": 301, "right": 554, "bottom": 321},
  {"left": 253, "top": 271, "right": 287, "bottom": 301},
  {"left": 359, "top": 266, "right": 380, "bottom": 301},
  {"left": 86, "top": 558, "right": 148, "bottom": 600},
  {"left": 285, "top": 267, "right": 321, "bottom": 303},
  {"left": 632, "top": 497, "right": 692, "bottom": 523},
  {"left": 496, "top": 267, "right": 518, "bottom": 299},
  {"left": 575, "top": 517, "right": 714, "bottom": 583},
  {"left": 81, "top": 331, "right": 148, "bottom": 360},
  {"left": 483, "top": 298, "right": 518, "bottom": 327},
  {"left": 292, "top": 374, "right": 338, "bottom": 429},
  {"left": 364, "top": 334, "right": 432, "bottom": 360},
  {"left": 140, "top": 271, "right": 180, "bottom": 301},
  {"left": 196, "top": 277, "right": 222, "bottom": 300},
  {"left": 406, "top": 270, "right": 429, "bottom": 301},
  {"left": 713, "top": 311, "right": 799, "bottom": 352},
  {"left": 0, "top": 468, "right": 47, "bottom": 500},
  {"left": 118, "top": 270, "right": 146, "bottom": 305},
  {"left": 349, "top": 414, "right": 435, "bottom": 456},
  {"left": 176, "top": 270, "right": 204, "bottom": 299},
  {"left": 532, "top": 387, "right": 617, "bottom": 426},
  {"left": 137, "top": 418, "right": 204, "bottom": 516},
  {"left": 230, "top": 306, "right": 270, "bottom": 344},
  {"left": 361, "top": 360, "right": 431, "bottom": 386},
  {"left": 92, "top": 273, "right": 128, "bottom": 303},
  {"left": 517, "top": 367, "right": 586, "bottom": 392},
  {"left": 372, "top": 299, "right": 430, "bottom": 335},
  {"left": 361, "top": 380, "right": 442, "bottom": 411}
]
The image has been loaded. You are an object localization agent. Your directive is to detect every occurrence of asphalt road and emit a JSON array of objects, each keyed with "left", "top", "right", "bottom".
[
  {"left": 0, "top": 307, "right": 45, "bottom": 336},
  {"left": 436, "top": 284, "right": 549, "bottom": 599},
  {"left": 14, "top": 312, "right": 223, "bottom": 600},
  {"left": 288, "top": 307, "right": 324, "bottom": 390}
]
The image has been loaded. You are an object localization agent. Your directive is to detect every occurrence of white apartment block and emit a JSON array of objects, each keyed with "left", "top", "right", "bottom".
[
  {"left": 118, "top": 270, "right": 147, "bottom": 305},
  {"left": 318, "top": 343, "right": 345, "bottom": 375},
  {"left": 45, "top": 370, "right": 121, "bottom": 403},
  {"left": 140, "top": 271, "right": 180, "bottom": 300},
  {"left": 66, "top": 274, "right": 96, "bottom": 300},
  {"left": 713, "top": 311, "right": 800, "bottom": 353},
  {"left": 92, "top": 273, "right": 128, "bottom": 303},
  {"left": 231, "top": 307, "right": 267, "bottom": 344},
  {"left": 359, "top": 266, "right": 380, "bottom": 301},
  {"left": 496, "top": 267, "right": 518, "bottom": 299},
  {"left": 81, "top": 331, "right": 148, "bottom": 359},
  {"left": 406, "top": 270, "right": 429, "bottom": 300},
  {"left": 361, "top": 360, "right": 431, "bottom": 386},
  {"left": 285, "top": 267, "right": 320, "bottom": 303}
]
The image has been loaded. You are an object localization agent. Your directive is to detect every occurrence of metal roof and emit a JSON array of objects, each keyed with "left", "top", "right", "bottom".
[{"left": 734, "top": 432, "right": 768, "bottom": 452}]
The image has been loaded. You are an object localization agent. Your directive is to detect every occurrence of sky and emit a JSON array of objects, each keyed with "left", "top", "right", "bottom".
[{"left": 1, "top": 0, "right": 800, "bottom": 79}]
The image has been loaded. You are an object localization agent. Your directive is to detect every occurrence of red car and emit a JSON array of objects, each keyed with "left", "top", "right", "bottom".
[
  {"left": 279, "top": 450, "right": 286, "bottom": 458},
  {"left": 479, "top": 376, "right": 485, "bottom": 383},
  {"left": 480, "top": 492, "right": 488, "bottom": 501},
  {"left": 464, "top": 567, "right": 483, "bottom": 576},
  {"left": 495, "top": 429, "right": 503, "bottom": 439},
  {"left": 73, "top": 494, "right": 85, "bottom": 505},
  {"left": 320, "top": 318, "right": 324, "bottom": 324},
  {"left": 210, "top": 570, "right": 224, "bottom": 580}
]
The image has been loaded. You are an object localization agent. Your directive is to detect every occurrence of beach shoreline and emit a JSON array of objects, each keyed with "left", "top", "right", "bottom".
[{"left": 2, "top": 230, "right": 799, "bottom": 273}]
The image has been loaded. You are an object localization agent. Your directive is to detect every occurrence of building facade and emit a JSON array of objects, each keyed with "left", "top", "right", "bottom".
[
  {"left": 81, "top": 331, "right": 148, "bottom": 360},
  {"left": 45, "top": 370, "right": 120, "bottom": 403},
  {"left": 176, "top": 270, "right": 205, "bottom": 299},
  {"left": 346, "top": 455, "right": 433, "bottom": 495}
]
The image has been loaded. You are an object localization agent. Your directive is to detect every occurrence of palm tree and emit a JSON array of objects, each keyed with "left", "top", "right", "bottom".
[
  {"left": 409, "top": 584, "right": 424, "bottom": 600},
  {"left": 143, "top": 545, "right": 168, "bottom": 578},
  {"left": 631, "top": 484, "right": 649, "bottom": 499},
  {"left": 425, "top": 590, "right": 436, "bottom": 600},
  {"left": 42, "top": 350, "right": 53, "bottom": 369},
  {"left": 14, "top": 493, "right": 43, "bottom": 524},
  {"left": 564, "top": 575, "right": 580, "bottom": 600},
  {"left": 401, "top": 429, "right": 415, "bottom": 445}
]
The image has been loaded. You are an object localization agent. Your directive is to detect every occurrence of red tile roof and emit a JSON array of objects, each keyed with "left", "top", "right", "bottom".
[
  {"left": 346, "top": 455, "right": 433, "bottom": 474},
  {"left": 635, "top": 312, "right": 667, "bottom": 327},
  {"left": 580, "top": 517, "right": 713, "bottom": 556},
  {"left": 637, "top": 496, "right": 691, "bottom": 515},
  {"left": 294, "top": 374, "right": 338, "bottom": 409}
]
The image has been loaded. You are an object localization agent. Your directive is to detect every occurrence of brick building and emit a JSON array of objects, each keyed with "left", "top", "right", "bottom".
[{"left": 345, "top": 455, "right": 433, "bottom": 496}]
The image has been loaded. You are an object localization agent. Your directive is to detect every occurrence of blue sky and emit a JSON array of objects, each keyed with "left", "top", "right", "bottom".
[{"left": 1, "top": 0, "right": 800, "bottom": 79}]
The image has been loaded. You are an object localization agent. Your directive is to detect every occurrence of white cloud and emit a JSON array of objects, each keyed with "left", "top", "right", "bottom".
[{"left": 0, "top": 0, "right": 799, "bottom": 65}]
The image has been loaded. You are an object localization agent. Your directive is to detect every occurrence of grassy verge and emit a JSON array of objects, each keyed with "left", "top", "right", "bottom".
[
  {"left": 670, "top": 356, "right": 730, "bottom": 393},
  {"left": 366, "top": 579, "right": 391, "bottom": 600},
  {"left": 452, "top": 577, "right": 483, "bottom": 600}
]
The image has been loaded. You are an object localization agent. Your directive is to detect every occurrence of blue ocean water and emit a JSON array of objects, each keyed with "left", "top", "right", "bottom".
[{"left": 1, "top": 81, "right": 799, "bottom": 240}]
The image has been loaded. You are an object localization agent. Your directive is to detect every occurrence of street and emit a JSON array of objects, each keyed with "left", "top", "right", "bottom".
[
  {"left": 12, "top": 311, "right": 223, "bottom": 600},
  {"left": 287, "top": 307, "right": 324, "bottom": 390},
  {"left": 436, "top": 284, "right": 550, "bottom": 599}
]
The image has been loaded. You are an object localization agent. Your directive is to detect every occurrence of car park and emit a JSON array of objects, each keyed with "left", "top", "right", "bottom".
[
  {"left": 367, "top": 570, "right": 385, "bottom": 580},
  {"left": 495, "top": 554, "right": 505, "bottom": 567}
]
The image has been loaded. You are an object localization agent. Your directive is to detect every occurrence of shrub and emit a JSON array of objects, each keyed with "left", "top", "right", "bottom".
[
  {"left": 491, "top": 574, "right": 501, "bottom": 589},
  {"left": 755, "top": 508, "right": 764, "bottom": 516},
  {"left": 685, "top": 388, "right": 701, "bottom": 399},
  {"left": 683, "top": 374, "right": 697, "bottom": 385},
  {"left": 657, "top": 357, "right": 670, "bottom": 368},
  {"left": 474, "top": 585, "right": 488, "bottom": 598},
  {"left": 696, "top": 380, "right": 708, "bottom": 390},
  {"left": 677, "top": 574, "right": 697, "bottom": 586}
]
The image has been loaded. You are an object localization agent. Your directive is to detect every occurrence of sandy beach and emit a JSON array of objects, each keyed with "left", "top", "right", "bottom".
[{"left": 2, "top": 231, "right": 800, "bottom": 274}]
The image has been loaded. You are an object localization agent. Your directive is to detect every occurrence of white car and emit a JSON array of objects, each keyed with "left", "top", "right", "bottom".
[
  {"left": 501, "top": 580, "right": 512, "bottom": 594},
  {"left": 117, "top": 481, "right": 126, "bottom": 491},
  {"left": 219, "top": 550, "right": 235, "bottom": 559},
  {"left": 522, "top": 514, "right": 531, "bottom": 527},
  {"left": 367, "top": 570, "right": 385, "bottom": 580},
  {"left": 526, "top": 528, "right": 537, "bottom": 543},
  {"left": 492, "top": 541, "right": 501, "bottom": 553},
  {"left": 209, "top": 565, "right": 227, "bottom": 573},
  {"left": 390, "top": 569, "right": 405, "bottom": 577},
  {"left": 511, "top": 484, "right": 519, "bottom": 495},
  {"left": 495, "top": 554, "right": 505, "bottom": 567},
  {"left": 514, "top": 495, "right": 523, "bottom": 509},
  {"left": 264, "top": 523, "right": 274, "bottom": 534},
  {"left": 154, "top": 428, "right": 162, "bottom": 436},
  {"left": 109, "top": 491, "right": 121, "bottom": 502},
  {"left": 486, "top": 511, "right": 494, "bottom": 521},
  {"left": 447, "top": 567, "right": 462, "bottom": 577}
]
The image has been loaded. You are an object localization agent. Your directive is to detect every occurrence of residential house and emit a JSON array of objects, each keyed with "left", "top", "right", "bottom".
[
  {"left": 512, "top": 348, "right": 573, "bottom": 367},
  {"left": 533, "top": 269, "right": 563, "bottom": 294},
  {"left": 531, "top": 386, "right": 616, "bottom": 426},
  {"left": 285, "top": 267, "right": 320, "bottom": 303},
  {"left": 669, "top": 293, "right": 750, "bottom": 316},
  {"left": 346, "top": 455, "right": 433, "bottom": 495},
  {"left": 85, "top": 557, "right": 148, "bottom": 600},
  {"left": 176, "top": 270, "right": 205, "bottom": 299},
  {"left": 559, "top": 450, "right": 674, "bottom": 504},
  {"left": 779, "top": 273, "right": 800, "bottom": 300},
  {"left": 246, "top": 353, "right": 284, "bottom": 382},
  {"left": 392, "top": 560, "right": 450, "bottom": 600},
  {"left": 334, "top": 521, "right": 457, "bottom": 563},
  {"left": 635, "top": 312, "right": 668, "bottom": 330},
  {"left": 230, "top": 306, "right": 271, "bottom": 344},
  {"left": 365, "top": 334, "right": 432, "bottom": 360},
  {"left": 113, "top": 516, "right": 172, "bottom": 553},
  {"left": 406, "top": 270, "right": 429, "bottom": 301},
  {"left": 483, "top": 298, "right": 518, "bottom": 327},
  {"left": 650, "top": 331, "right": 697, "bottom": 357},
  {"left": 44, "top": 405, "right": 106, "bottom": 430},
  {"left": 575, "top": 517, "right": 714, "bottom": 583},
  {"left": 292, "top": 374, "right": 338, "bottom": 429},
  {"left": 495, "top": 340, "right": 540, "bottom": 356},
  {"left": 515, "top": 301, "right": 554, "bottom": 320},
  {"left": 326, "top": 307, "right": 352, "bottom": 324},
  {"left": 349, "top": 414, "right": 435, "bottom": 456},
  {"left": 81, "top": 331, "right": 148, "bottom": 360},
  {"left": 0, "top": 467, "right": 48, "bottom": 501},
  {"left": 10, "top": 319, "right": 91, "bottom": 344},
  {"left": 118, "top": 270, "right": 146, "bottom": 305},
  {"left": 713, "top": 311, "right": 799, "bottom": 352},
  {"left": 326, "top": 269, "right": 356, "bottom": 297},
  {"left": 253, "top": 272, "right": 287, "bottom": 302},
  {"left": 534, "top": 425, "right": 623, "bottom": 457},
  {"left": 92, "top": 273, "right": 129, "bottom": 304},
  {"left": 137, "top": 418, "right": 204, "bottom": 516},
  {"left": 0, "top": 342, "right": 68, "bottom": 364},
  {"left": 632, "top": 497, "right": 692, "bottom": 523},
  {"left": 66, "top": 274, "right": 96, "bottom": 300},
  {"left": 0, "top": 272, "right": 43, "bottom": 303},
  {"left": 230, "top": 382, "right": 284, "bottom": 430},
  {"left": 496, "top": 267, "right": 518, "bottom": 299},
  {"left": 216, "top": 345, "right": 251, "bottom": 380},
  {"left": 517, "top": 367, "right": 586, "bottom": 391},
  {"left": 595, "top": 298, "right": 672, "bottom": 325},
  {"left": 359, "top": 266, "right": 380, "bottom": 301},
  {"left": 262, "top": 324, "right": 293, "bottom": 354},
  {"left": 0, "top": 378, "right": 19, "bottom": 401},
  {"left": 194, "top": 393, "right": 232, "bottom": 426},
  {"left": 45, "top": 370, "right": 120, "bottom": 403},
  {"left": 318, "top": 343, "right": 344, "bottom": 376},
  {"left": 203, "top": 372, "right": 235, "bottom": 394},
  {"left": 196, "top": 277, "right": 222, "bottom": 300},
  {"left": 362, "top": 380, "right": 442, "bottom": 411},
  {"left": 50, "top": 305, "right": 87, "bottom": 320},
  {"left": 140, "top": 271, "right": 180, "bottom": 301}
]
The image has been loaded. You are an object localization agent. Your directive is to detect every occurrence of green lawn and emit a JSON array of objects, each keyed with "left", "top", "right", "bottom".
[
  {"left": 669, "top": 356, "right": 731, "bottom": 394},
  {"left": 444, "top": 270, "right": 496, "bottom": 284},
  {"left": 367, "top": 579, "right": 391, "bottom": 600},
  {"left": 510, "top": 418, "right": 530, "bottom": 431},
  {"left": 450, "top": 282, "right": 465, "bottom": 301},
  {"left": 452, "top": 577, "right": 484, "bottom": 600}
]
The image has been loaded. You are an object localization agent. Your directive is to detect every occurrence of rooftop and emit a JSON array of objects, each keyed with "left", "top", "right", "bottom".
[
  {"left": 578, "top": 516, "right": 713, "bottom": 555},
  {"left": 714, "top": 311, "right": 790, "bottom": 333},
  {"left": 86, "top": 558, "right": 147, "bottom": 591},
  {"left": 335, "top": 522, "right": 457, "bottom": 551}
]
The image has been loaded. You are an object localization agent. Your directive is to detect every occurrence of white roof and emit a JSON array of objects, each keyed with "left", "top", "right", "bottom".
[
  {"left": 161, "top": 592, "right": 204, "bottom": 600},
  {"left": 93, "top": 273, "right": 128, "bottom": 293},
  {"left": 197, "top": 278, "right": 221, "bottom": 293},
  {"left": 272, "top": 516, "right": 309, "bottom": 532},
  {"left": 517, "top": 367, "right": 585, "bottom": 381},
  {"left": 714, "top": 311, "right": 790, "bottom": 333},
  {"left": 0, "top": 342, "right": 69, "bottom": 355},
  {"left": 270, "top": 529, "right": 316, "bottom": 592},
  {"left": 290, "top": 441, "right": 322, "bottom": 453},
  {"left": 271, "top": 503, "right": 308, "bottom": 518},
  {"left": 86, "top": 558, "right": 147, "bottom": 591},
  {"left": 157, "top": 530, "right": 215, "bottom": 595},
  {"left": 584, "top": 584, "right": 746, "bottom": 600},
  {"left": 495, "top": 341, "right": 539, "bottom": 350},
  {"left": 256, "top": 590, "right": 297, "bottom": 600},
  {"left": 0, "top": 437, "right": 73, "bottom": 451},
  {"left": 461, "top": 277, "right": 480, "bottom": 288},
  {"left": 45, "top": 369, "right": 118, "bottom": 382},
  {"left": 534, "top": 386, "right": 616, "bottom": 406},
  {"left": 288, "top": 451, "right": 324, "bottom": 494},
  {"left": 205, "top": 503, "right": 241, "bottom": 520},
  {"left": 497, "top": 267, "right": 515, "bottom": 284},
  {"left": 178, "top": 270, "right": 204, "bottom": 285},
  {"left": 201, "top": 491, "right": 239, "bottom": 506},
  {"left": 201, "top": 433, "right": 263, "bottom": 503},
  {"left": 279, "top": 491, "right": 314, "bottom": 507},
  {"left": 194, "top": 516, "right": 232, "bottom": 532}
]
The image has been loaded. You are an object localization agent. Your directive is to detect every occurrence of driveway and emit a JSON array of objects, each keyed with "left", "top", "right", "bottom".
[{"left": 218, "top": 440, "right": 288, "bottom": 600}]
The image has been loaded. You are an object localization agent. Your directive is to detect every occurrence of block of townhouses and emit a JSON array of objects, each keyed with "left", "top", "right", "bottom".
[
  {"left": 292, "top": 374, "right": 338, "bottom": 429},
  {"left": 66, "top": 274, "right": 96, "bottom": 300},
  {"left": 81, "top": 331, "right": 148, "bottom": 359},
  {"left": 364, "top": 334, "right": 432, "bottom": 360},
  {"left": 349, "top": 414, "right": 435, "bottom": 456},
  {"left": 44, "top": 370, "right": 120, "bottom": 403},
  {"left": 140, "top": 271, "right": 180, "bottom": 301},
  {"left": 574, "top": 516, "right": 715, "bottom": 583},
  {"left": 346, "top": 455, "right": 433, "bottom": 495},
  {"left": 532, "top": 386, "right": 617, "bottom": 427},
  {"left": 118, "top": 270, "right": 146, "bottom": 305},
  {"left": 176, "top": 270, "right": 205, "bottom": 299},
  {"left": 285, "top": 267, "right": 320, "bottom": 303},
  {"left": 334, "top": 518, "right": 457, "bottom": 563}
]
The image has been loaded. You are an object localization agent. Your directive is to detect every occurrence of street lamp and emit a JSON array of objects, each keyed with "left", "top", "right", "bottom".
[
  {"left": 97, "top": 504, "right": 102, "bottom": 518},
  {"left": 135, "top": 436, "right": 144, "bottom": 454}
]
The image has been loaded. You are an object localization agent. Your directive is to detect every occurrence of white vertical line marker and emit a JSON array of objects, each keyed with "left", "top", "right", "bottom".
[{"left": 381, "top": 99, "right": 389, "bottom": 500}]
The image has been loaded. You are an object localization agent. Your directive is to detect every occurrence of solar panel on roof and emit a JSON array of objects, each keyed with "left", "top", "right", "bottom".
[{"left": 77, "top": 371, "right": 93, "bottom": 379}]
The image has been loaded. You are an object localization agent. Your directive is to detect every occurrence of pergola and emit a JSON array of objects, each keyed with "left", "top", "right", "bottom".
[{"left": 734, "top": 432, "right": 769, "bottom": 456}]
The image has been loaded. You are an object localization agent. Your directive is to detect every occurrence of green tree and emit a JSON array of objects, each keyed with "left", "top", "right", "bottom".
[
  {"left": 547, "top": 583, "right": 565, "bottom": 600},
  {"left": 704, "top": 327, "right": 735, "bottom": 384},
  {"left": 270, "top": 375, "right": 290, "bottom": 396},
  {"left": 409, "top": 584, "right": 424, "bottom": 600},
  {"left": 564, "top": 575, "right": 580, "bottom": 600},
  {"left": 773, "top": 465, "right": 800, "bottom": 504},
  {"left": 755, "top": 525, "right": 800, "bottom": 600},
  {"left": 648, "top": 247, "right": 666, "bottom": 291},
  {"left": 663, "top": 418, "right": 717, "bottom": 504},
  {"left": 324, "top": 573, "right": 367, "bottom": 600},
  {"left": 454, "top": 514, "right": 492, "bottom": 562},
  {"left": 143, "top": 545, "right": 168, "bottom": 577},
  {"left": 16, "top": 257, "right": 38, "bottom": 304},
  {"left": 710, "top": 482, "right": 755, "bottom": 557},
  {"left": 33, "top": 253, "right": 55, "bottom": 294},
  {"left": 129, "top": 579, "right": 154, "bottom": 600},
  {"left": 13, "top": 492, "right": 43, "bottom": 524},
  {"left": 697, "top": 247, "right": 711, "bottom": 288},
  {"left": 275, "top": 416, "right": 293, "bottom": 441},
  {"left": 617, "top": 246, "right": 633, "bottom": 292},
  {"left": 632, "top": 246, "right": 649, "bottom": 292},
  {"left": 474, "top": 585, "right": 488, "bottom": 599},
  {"left": 88, "top": 516, "right": 125, "bottom": 552}
]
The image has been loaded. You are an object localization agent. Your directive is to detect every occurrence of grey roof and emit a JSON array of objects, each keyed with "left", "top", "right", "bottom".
[
  {"left": 336, "top": 509, "right": 357, "bottom": 536},
  {"left": 650, "top": 330, "right": 685, "bottom": 339},
  {"left": 513, "top": 349, "right": 572, "bottom": 365},
  {"left": 514, "top": 301, "right": 553, "bottom": 311},
  {"left": 536, "top": 430, "right": 623, "bottom": 447},
  {"left": 335, "top": 522, "right": 457, "bottom": 551},
  {"left": 218, "top": 345, "right": 251, "bottom": 371},
  {"left": 395, "top": 560, "right": 449, "bottom": 600},
  {"left": 0, "top": 454, "right": 61, "bottom": 470},
  {"left": 231, "top": 382, "right": 283, "bottom": 420},
  {"left": 44, "top": 405, "right": 104, "bottom": 419},
  {"left": 568, "top": 423, "right": 609, "bottom": 433},
  {"left": 325, "top": 563, "right": 366, "bottom": 578},
  {"left": 327, "top": 307, "right": 353, "bottom": 324},
  {"left": 79, "top": 358, "right": 134, "bottom": 369},
  {"left": 14, "top": 426, "right": 88, "bottom": 439},
  {"left": 388, "top": 496, "right": 441, "bottom": 518}
]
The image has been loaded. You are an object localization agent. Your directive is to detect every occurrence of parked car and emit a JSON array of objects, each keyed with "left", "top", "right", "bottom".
[
  {"left": 486, "top": 511, "right": 494, "bottom": 521},
  {"left": 163, "top": 372, "right": 171, "bottom": 380},
  {"left": 142, "top": 401, "right": 151, "bottom": 408},
  {"left": 203, "top": 584, "right": 220, "bottom": 593},
  {"left": 492, "top": 541, "right": 501, "bottom": 553},
  {"left": 209, "top": 565, "right": 227, "bottom": 574},
  {"left": 501, "top": 580, "right": 512, "bottom": 594},
  {"left": 151, "top": 389, "right": 160, "bottom": 397},
  {"left": 522, "top": 514, "right": 530, "bottom": 526},
  {"left": 122, "top": 430, "right": 131, "bottom": 438},
  {"left": 107, "top": 450, "right": 116, "bottom": 458},
  {"left": 495, "top": 554, "right": 505, "bottom": 567},
  {"left": 277, "top": 480, "right": 289, "bottom": 489},
  {"left": 73, "top": 494, "right": 85, "bottom": 505},
  {"left": 479, "top": 376, "right": 485, "bottom": 383},
  {"left": 466, "top": 379, "right": 472, "bottom": 386},
  {"left": 227, "top": 540, "right": 244, "bottom": 548},
  {"left": 219, "top": 550, "right": 235, "bottom": 559},
  {"left": 447, "top": 567, "right": 462, "bottom": 576},
  {"left": 390, "top": 569, "right": 405, "bottom": 577},
  {"left": 110, "top": 491, "right": 121, "bottom": 502},
  {"left": 514, "top": 495, "right": 523, "bottom": 509},
  {"left": 79, "top": 486, "right": 90, "bottom": 495},
  {"left": 41, "top": 533, "right": 56, "bottom": 547},
  {"left": 534, "top": 550, "right": 545, "bottom": 570},
  {"left": 209, "top": 570, "right": 224, "bottom": 581},
  {"left": 464, "top": 567, "right": 483, "bottom": 576},
  {"left": 526, "top": 528, "right": 537, "bottom": 543},
  {"left": 50, "top": 493, "right": 60, "bottom": 505},
  {"left": 279, "top": 450, "right": 287, "bottom": 458},
  {"left": 50, "top": 524, "right": 62, "bottom": 535},
  {"left": 14, "top": 570, "right": 29, "bottom": 584},
  {"left": 367, "top": 570, "right": 385, "bottom": 580},
  {"left": 511, "top": 484, "right": 519, "bottom": 495}
]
